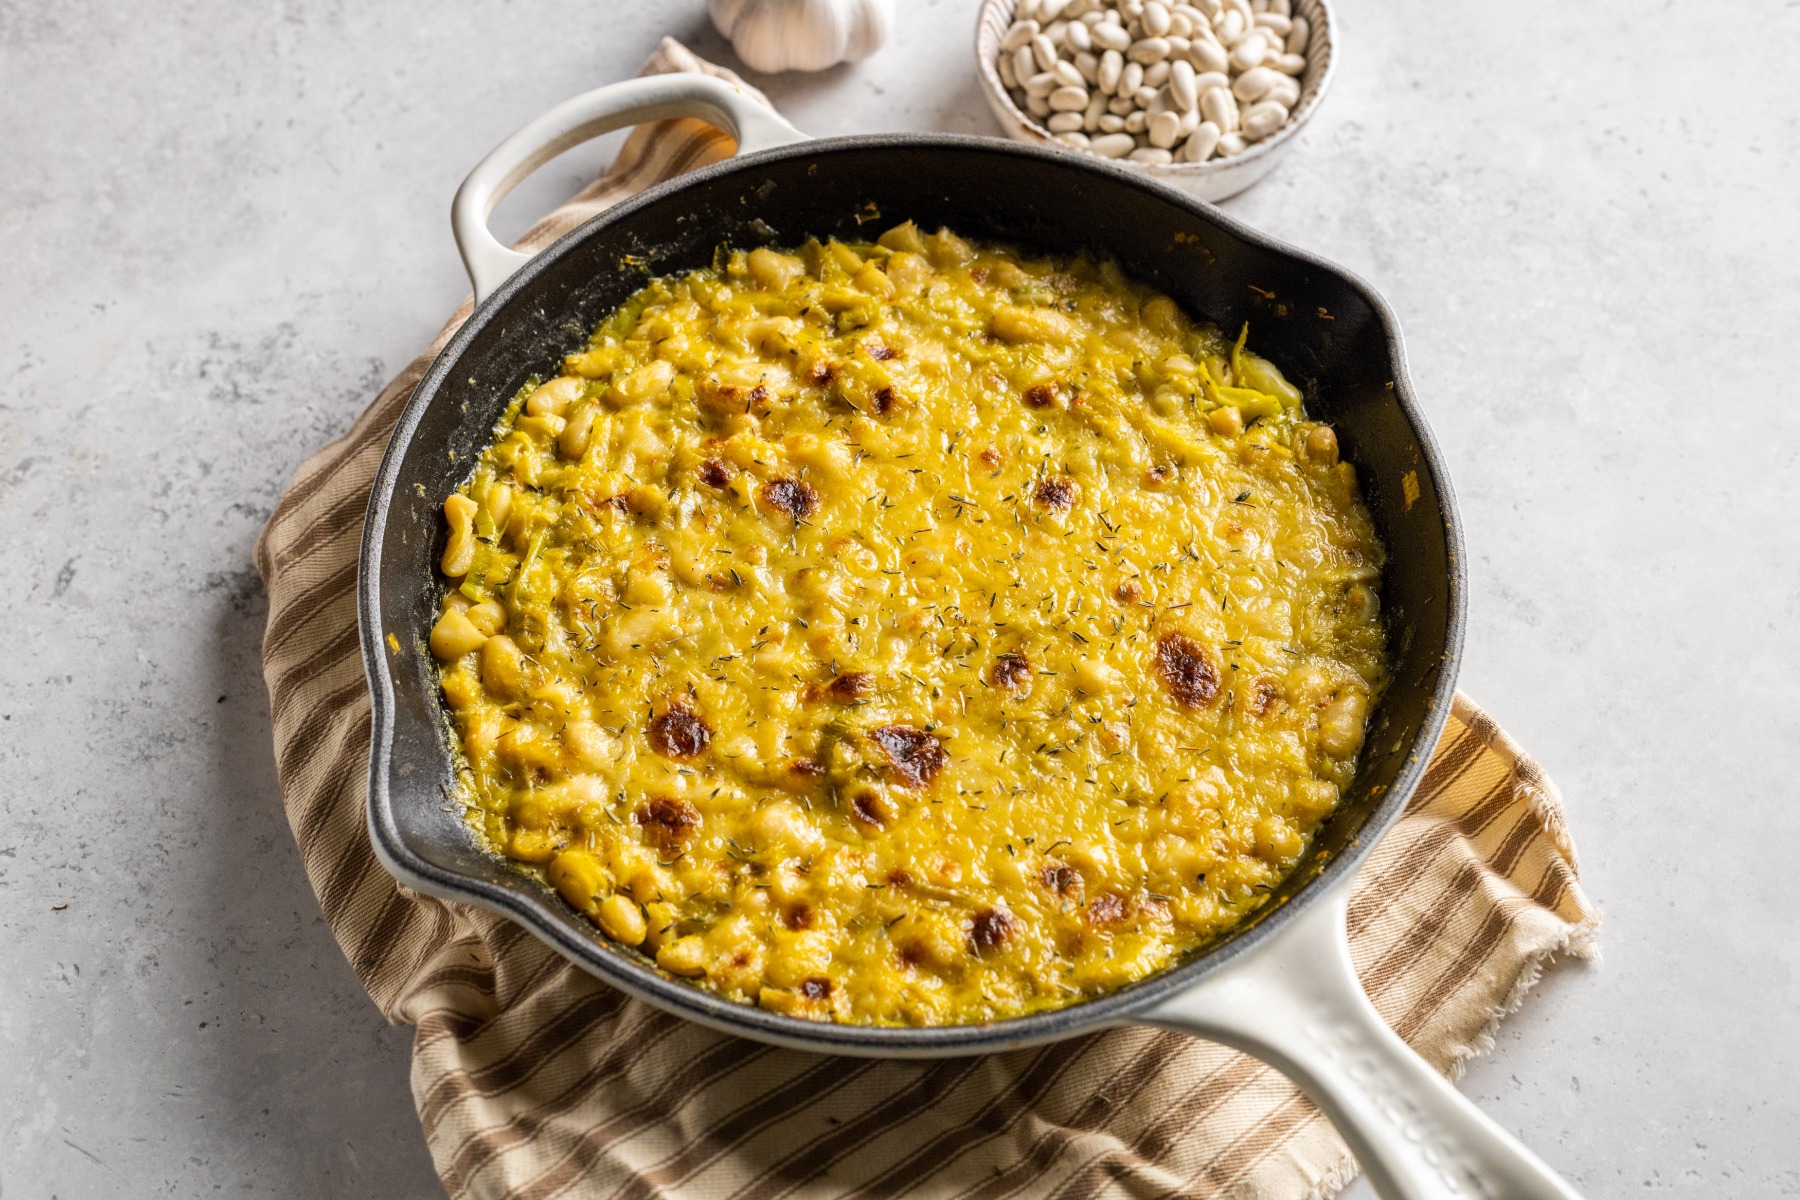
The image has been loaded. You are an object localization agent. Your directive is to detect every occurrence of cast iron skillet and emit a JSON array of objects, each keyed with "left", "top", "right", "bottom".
[{"left": 358, "top": 75, "right": 1583, "bottom": 1200}]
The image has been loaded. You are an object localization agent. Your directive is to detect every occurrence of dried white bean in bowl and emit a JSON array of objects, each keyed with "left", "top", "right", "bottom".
[{"left": 994, "top": 0, "right": 1317, "bottom": 170}]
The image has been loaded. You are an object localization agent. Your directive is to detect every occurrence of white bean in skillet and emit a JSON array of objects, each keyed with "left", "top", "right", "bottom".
[{"left": 999, "top": 0, "right": 1309, "bottom": 165}]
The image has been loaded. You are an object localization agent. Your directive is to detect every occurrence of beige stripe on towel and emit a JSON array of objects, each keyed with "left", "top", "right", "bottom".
[{"left": 254, "top": 38, "right": 1598, "bottom": 1200}]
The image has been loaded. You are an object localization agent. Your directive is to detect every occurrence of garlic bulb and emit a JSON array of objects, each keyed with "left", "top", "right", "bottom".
[{"left": 708, "top": 0, "right": 893, "bottom": 74}]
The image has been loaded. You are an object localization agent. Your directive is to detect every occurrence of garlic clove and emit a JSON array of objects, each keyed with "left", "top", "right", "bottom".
[{"left": 709, "top": 0, "right": 894, "bottom": 74}]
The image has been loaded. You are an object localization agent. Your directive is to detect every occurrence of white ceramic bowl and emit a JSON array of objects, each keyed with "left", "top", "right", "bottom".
[{"left": 974, "top": 0, "right": 1336, "bottom": 202}]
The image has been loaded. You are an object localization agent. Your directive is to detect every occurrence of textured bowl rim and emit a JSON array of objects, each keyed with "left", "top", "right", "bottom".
[{"left": 973, "top": 0, "right": 1337, "bottom": 178}]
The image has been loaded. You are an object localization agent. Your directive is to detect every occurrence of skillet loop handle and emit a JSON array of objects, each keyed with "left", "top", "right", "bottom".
[
  {"left": 1139, "top": 885, "right": 1586, "bottom": 1200},
  {"left": 451, "top": 74, "right": 808, "bottom": 303}
]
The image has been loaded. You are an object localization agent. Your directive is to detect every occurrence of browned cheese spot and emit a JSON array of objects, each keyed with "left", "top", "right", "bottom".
[
  {"left": 647, "top": 701, "right": 712, "bottom": 759},
  {"left": 697, "top": 458, "right": 731, "bottom": 490},
  {"left": 886, "top": 868, "right": 914, "bottom": 889},
  {"left": 799, "top": 977, "right": 833, "bottom": 1001},
  {"left": 988, "top": 651, "right": 1032, "bottom": 692},
  {"left": 969, "top": 907, "right": 1019, "bottom": 952},
  {"left": 1085, "top": 892, "right": 1128, "bottom": 926},
  {"left": 1039, "top": 860, "right": 1082, "bottom": 898},
  {"left": 1114, "top": 580, "right": 1143, "bottom": 604},
  {"left": 807, "top": 360, "right": 836, "bottom": 387},
  {"left": 979, "top": 446, "right": 1004, "bottom": 469},
  {"left": 789, "top": 757, "right": 825, "bottom": 779},
  {"left": 634, "top": 795, "right": 700, "bottom": 851},
  {"left": 867, "top": 342, "right": 898, "bottom": 361},
  {"left": 1246, "top": 678, "right": 1280, "bottom": 716},
  {"left": 850, "top": 788, "right": 892, "bottom": 829},
  {"left": 870, "top": 386, "right": 898, "bottom": 416},
  {"left": 760, "top": 477, "right": 819, "bottom": 523},
  {"left": 868, "top": 724, "right": 947, "bottom": 790},
  {"left": 1154, "top": 633, "right": 1220, "bottom": 708},
  {"left": 1143, "top": 465, "right": 1171, "bottom": 488},
  {"left": 1022, "top": 383, "right": 1060, "bottom": 409},
  {"left": 825, "top": 671, "right": 876, "bottom": 704},
  {"left": 1033, "top": 477, "right": 1076, "bottom": 510},
  {"left": 783, "top": 903, "right": 815, "bottom": 931}
]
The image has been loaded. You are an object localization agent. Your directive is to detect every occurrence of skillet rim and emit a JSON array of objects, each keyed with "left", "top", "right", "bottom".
[{"left": 358, "top": 131, "right": 1466, "bottom": 1056}]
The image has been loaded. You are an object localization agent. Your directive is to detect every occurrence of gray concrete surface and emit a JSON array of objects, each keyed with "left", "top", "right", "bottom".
[{"left": 2, "top": 0, "right": 1795, "bottom": 1196}]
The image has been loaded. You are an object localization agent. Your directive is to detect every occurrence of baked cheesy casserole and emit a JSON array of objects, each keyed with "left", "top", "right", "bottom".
[{"left": 429, "top": 221, "right": 1388, "bottom": 1025}]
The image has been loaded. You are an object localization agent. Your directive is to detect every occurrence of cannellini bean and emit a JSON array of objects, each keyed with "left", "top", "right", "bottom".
[
  {"left": 1084, "top": 91, "right": 1108, "bottom": 127},
  {"left": 1091, "top": 20, "right": 1130, "bottom": 49},
  {"left": 441, "top": 493, "right": 478, "bottom": 577},
  {"left": 1034, "top": 33, "right": 1061, "bottom": 71},
  {"left": 1040, "top": 0, "right": 1072, "bottom": 17},
  {"left": 1218, "top": 130, "right": 1248, "bottom": 155},
  {"left": 1057, "top": 130, "right": 1092, "bottom": 147},
  {"left": 1177, "top": 104, "right": 1201, "bottom": 136},
  {"left": 1192, "top": 69, "right": 1230, "bottom": 92},
  {"left": 1026, "top": 92, "right": 1052, "bottom": 116},
  {"left": 1025, "top": 71, "right": 1057, "bottom": 96},
  {"left": 1270, "top": 0, "right": 1290, "bottom": 15},
  {"left": 1270, "top": 51, "right": 1306, "bottom": 74},
  {"left": 1216, "top": 8, "right": 1246, "bottom": 42},
  {"left": 1075, "top": 49, "right": 1100, "bottom": 81},
  {"left": 1098, "top": 46, "right": 1124, "bottom": 91},
  {"left": 1142, "top": 0, "right": 1172, "bottom": 35},
  {"left": 1048, "top": 84, "right": 1089, "bottom": 110},
  {"left": 1065, "top": 18, "right": 1092, "bottom": 50},
  {"left": 1170, "top": 58, "right": 1198, "bottom": 109},
  {"left": 1106, "top": 92, "right": 1135, "bottom": 114},
  {"left": 1089, "top": 131, "right": 1137, "bottom": 157},
  {"left": 1013, "top": 44, "right": 1037, "bottom": 82},
  {"left": 1254, "top": 12, "right": 1290, "bottom": 34},
  {"left": 1147, "top": 109, "right": 1181, "bottom": 147},
  {"left": 1182, "top": 119, "right": 1222, "bottom": 161},
  {"left": 1169, "top": 10, "right": 1194, "bottom": 37},
  {"left": 1188, "top": 35, "right": 1229, "bottom": 73},
  {"left": 1048, "top": 110, "right": 1086, "bottom": 131},
  {"left": 1043, "top": 19, "right": 1069, "bottom": 45},
  {"left": 1192, "top": 0, "right": 1221, "bottom": 15},
  {"left": 1143, "top": 59, "right": 1171, "bottom": 86},
  {"left": 597, "top": 894, "right": 647, "bottom": 946},
  {"left": 1128, "top": 146, "right": 1174, "bottom": 164},
  {"left": 1231, "top": 65, "right": 1282, "bottom": 100},
  {"left": 1124, "top": 108, "right": 1149, "bottom": 132},
  {"left": 1052, "top": 58, "right": 1085, "bottom": 86},
  {"left": 1230, "top": 30, "right": 1268, "bottom": 70},
  {"left": 1001, "top": 19, "right": 1040, "bottom": 51},
  {"left": 1265, "top": 75, "right": 1300, "bottom": 107},
  {"left": 1285, "top": 15, "right": 1309, "bottom": 53},
  {"left": 1200, "top": 84, "right": 1239, "bottom": 132},
  {"left": 998, "top": 55, "right": 1017, "bottom": 88},
  {"left": 1137, "top": 84, "right": 1161, "bottom": 109},
  {"left": 1097, "top": 111, "right": 1126, "bottom": 131},
  {"left": 1241, "top": 99, "right": 1288, "bottom": 139},
  {"left": 429, "top": 607, "right": 487, "bottom": 660},
  {"left": 1127, "top": 36, "right": 1171, "bottom": 63}
]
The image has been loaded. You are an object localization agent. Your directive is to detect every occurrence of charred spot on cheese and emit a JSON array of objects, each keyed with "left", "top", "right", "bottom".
[
  {"left": 886, "top": 868, "right": 913, "bottom": 889},
  {"left": 789, "top": 756, "right": 825, "bottom": 778},
  {"left": 867, "top": 342, "right": 898, "bottom": 361},
  {"left": 1022, "top": 382, "right": 1060, "bottom": 409},
  {"left": 1114, "top": 580, "right": 1143, "bottom": 604},
  {"left": 1085, "top": 892, "right": 1128, "bottom": 926},
  {"left": 759, "top": 477, "right": 818, "bottom": 522},
  {"left": 807, "top": 360, "right": 836, "bottom": 386},
  {"left": 635, "top": 795, "right": 700, "bottom": 851},
  {"left": 783, "top": 903, "right": 815, "bottom": 930},
  {"left": 647, "top": 701, "right": 712, "bottom": 759},
  {"left": 827, "top": 671, "right": 876, "bottom": 703},
  {"left": 850, "top": 788, "right": 893, "bottom": 828},
  {"left": 979, "top": 446, "right": 1004, "bottom": 469},
  {"left": 869, "top": 724, "right": 946, "bottom": 789},
  {"left": 1040, "top": 861, "right": 1082, "bottom": 898},
  {"left": 870, "top": 386, "right": 899, "bottom": 416},
  {"left": 1143, "top": 465, "right": 1172, "bottom": 488},
  {"left": 988, "top": 652, "right": 1032, "bottom": 692},
  {"left": 1245, "top": 678, "right": 1280, "bottom": 716},
  {"left": 1155, "top": 633, "right": 1220, "bottom": 708},
  {"left": 1033, "top": 477, "right": 1076, "bottom": 510},
  {"left": 697, "top": 458, "right": 731, "bottom": 489},
  {"left": 969, "top": 907, "right": 1018, "bottom": 951},
  {"left": 799, "top": 977, "right": 833, "bottom": 1000}
]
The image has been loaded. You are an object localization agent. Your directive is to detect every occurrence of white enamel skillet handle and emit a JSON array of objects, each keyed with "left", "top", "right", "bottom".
[
  {"left": 450, "top": 73, "right": 807, "bottom": 303},
  {"left": 1139, "top": 878, "right": 1583, "bottom": 1199},
  {"left": 446, "top": 78, "right": 1582, "bottom": 1200}
]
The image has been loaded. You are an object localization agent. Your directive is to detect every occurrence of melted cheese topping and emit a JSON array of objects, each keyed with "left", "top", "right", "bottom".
[{"left": 430, "top": 222, "right": 1388, "bottom": 1025}]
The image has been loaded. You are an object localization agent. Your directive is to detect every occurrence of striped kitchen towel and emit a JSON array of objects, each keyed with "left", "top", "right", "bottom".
[{"left": 252, "top": 38, "right": 1599, "bottom": 1200}]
